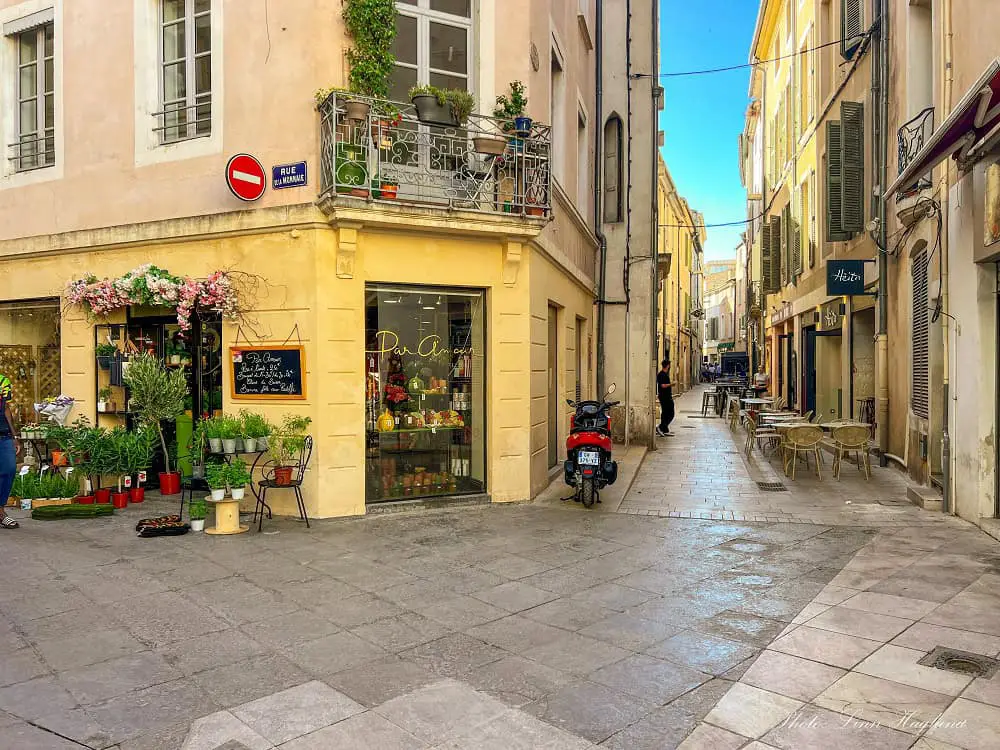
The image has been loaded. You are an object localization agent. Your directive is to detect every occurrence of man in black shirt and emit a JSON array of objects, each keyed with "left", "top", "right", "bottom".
[{"left": 656, "top": 360, "right": 674, "bottom": 437}]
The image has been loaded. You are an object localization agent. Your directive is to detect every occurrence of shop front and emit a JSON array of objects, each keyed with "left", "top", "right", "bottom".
[
  {"left": 804, "top": 301, "right": 845, "bottom": 421},
  {"left": 0, "top": 299, "right": 62, "bottom": 431}
]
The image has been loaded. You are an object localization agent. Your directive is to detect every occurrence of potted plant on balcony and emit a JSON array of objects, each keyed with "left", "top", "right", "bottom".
[
  {"left": 409, "top": 85, "right": 454, "bottom": 126},
  {"left": 96, "top": 343, "right": 117, "bottom": 370},
  {"left": 122, "top": 352, "right": 188, "bottom": 496},
  {"left": 342, "top": 0, "right": 397, "bottom": 120},
  {"left": 493, "top": 81, "right": 532, "bottom": 136}
]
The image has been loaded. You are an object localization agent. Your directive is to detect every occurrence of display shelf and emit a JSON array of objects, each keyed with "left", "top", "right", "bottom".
[{"left": 368, "top": 426, "right": 464, "bottom": 435}]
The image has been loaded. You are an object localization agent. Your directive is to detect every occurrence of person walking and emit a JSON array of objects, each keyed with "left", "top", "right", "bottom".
[
  {"left": 0, "top": 373, "right": 20, "bottom": 528},
  {"left": 655, "top": 360, "right": 674, "bottom": 437}
]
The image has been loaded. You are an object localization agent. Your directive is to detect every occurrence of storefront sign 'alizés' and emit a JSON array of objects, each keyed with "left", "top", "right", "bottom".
[{"left": 366, "top": 331, "right": 476, "bottom": 361}]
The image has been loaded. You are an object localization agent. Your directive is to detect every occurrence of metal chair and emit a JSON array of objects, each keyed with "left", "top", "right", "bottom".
[
  {"left": 782, "top": 425, "right": 824, "bottom": 479},
  {"left": 254, "top": 436, "right": 313, "bottom": 531},
  {"left": 701, "top": 389, "right": 720, "bottom": 416},
  {"left": 744, "top": 415, "right": 780, "bottom": 458},
  {"left": 831, "top": 425, "right": 871, "bottom": 480},
  {"left": 726, "top": 394, "right": 742, "bottom": 430}
]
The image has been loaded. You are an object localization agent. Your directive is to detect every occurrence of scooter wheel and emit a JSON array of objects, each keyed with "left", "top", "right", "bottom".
[{"left": 580, "top": 479, "right": 597, "bottom": 508}]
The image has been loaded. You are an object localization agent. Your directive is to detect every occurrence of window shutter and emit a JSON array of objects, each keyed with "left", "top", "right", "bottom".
[
  {"left": 780, "top": 204, "right": 790, "bottom": 286},
  {"left": 761, "top": 221, "right": 773, "bottom": 294},
  {"left": 841, "top": 0, "right": 863, "bottom": 59},
  {"left": 793, "top": 188, "right": 803, "bottom": 277},
  {"left": 769, "top": 215, "right": 782, "bottom": 293},
  {"left": 840, "top": 101, "right": 865, "bottom": 234},
  {"left": 826, "top": 121, "right": 850, "bottom": 241},
  {"left": 911, "top": 249, "right": 929, "bottom": 419}
]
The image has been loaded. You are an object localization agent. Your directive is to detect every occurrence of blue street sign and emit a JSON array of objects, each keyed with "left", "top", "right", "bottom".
[
  {"left": 826, "top": 259, "right": 867, "bottom": 296},
  {"left": 272, "top": 161, "right": 307, "bottom": 190}
]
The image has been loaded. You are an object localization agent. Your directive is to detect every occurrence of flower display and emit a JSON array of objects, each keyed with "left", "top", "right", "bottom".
[{"left": 65, "top": 265, "right": 242, "bottom": 332}]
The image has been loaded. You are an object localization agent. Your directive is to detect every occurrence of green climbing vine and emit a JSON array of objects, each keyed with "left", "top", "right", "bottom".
[{"left": 342, "top": 0, "right": 397, "bottom": 100}]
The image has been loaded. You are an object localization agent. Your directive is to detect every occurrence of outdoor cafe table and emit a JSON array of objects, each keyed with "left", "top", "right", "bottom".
[{"left": 714, "top": 383, "right": 746, "bottom": 415}]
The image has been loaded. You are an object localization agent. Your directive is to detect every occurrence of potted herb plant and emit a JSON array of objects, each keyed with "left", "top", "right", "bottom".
[
  {"left": 189, "top": 419, "right": 209, "bottom": 478},
  {"left": 493, "top": 80, "right": 532, "bottom": 136},
  {"left": 122, "top": 352, "right": 188, "bottom": 496},
  {"left": 189, "top": 497, "right": 207, "bottom": 532},
  {"left": 204, "top": 416, "right": 223, "bottom": 454},
  {"left": 219, "top": 415, "right": 240, "bottom": 455},
  {"left": 226, "top": 459, "right": 251, "bottom": 501},
  {"left": 126, "top": 429, "right": 153, "bottom": 503},
  {"left": 446, "top": 89, "right": 475, "bottom": 125},
  {"left": 61, "top": 472, "right": 80, "bottom": 504},
  {"left": 410, "top": 84, "right": 455, "bottom": 126},
  {"left": 97, "top": 387, "right": 112, "bottom": 413},
  {"left": 268, "top": 415, "right": 312, "bottom": 486},
  {"left": 96, "top": 343, "right": 117, "bottom": 370},
  {"left": 89, "top": 430, "right": 114, "bottom": 504},
  {"left": 206, "top": 462, "right": 227, "bottom": 501},
  {"left": 239, "top": 411, "right": 269, "bottom": 453}
]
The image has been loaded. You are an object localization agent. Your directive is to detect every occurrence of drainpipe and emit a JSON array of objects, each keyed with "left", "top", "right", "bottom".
[
  {"left": 623, "top": 0, "right": 633, "bottom": 448},
  {"left": 649, "top": 0, "right": 660, "bottom": 448},
  {"left": 941, "top": 0, "right": 954, "bottom": 513},
  {"left": 595, "top": 0, "right": 607, "bottom": 399},
  {"left": 876, "top": 0, "right": 890, "bottom": 465}
]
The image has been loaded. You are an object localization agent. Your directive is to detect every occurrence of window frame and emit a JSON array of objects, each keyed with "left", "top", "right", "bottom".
[
  {"left": 393, "top": 0, "right": 473, "bottom": 98},
  {"left": 157, "top": 0, "right": 212, "bottom": 144},
  {"left": 14, "top": 22, "right": 54, "bottom": 172},
  {"left": 602, "top": 115, "right": 623, "bottom": 223}
]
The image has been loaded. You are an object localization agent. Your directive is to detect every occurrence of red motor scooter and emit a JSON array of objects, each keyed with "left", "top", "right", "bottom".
[{"left": 563, "top": 384, "right": 619, "bottom": 508}]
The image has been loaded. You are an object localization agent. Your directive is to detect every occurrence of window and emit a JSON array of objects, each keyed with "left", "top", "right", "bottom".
[
  {"left": 577, "top": 107, "right": 588, "bottom": 214},
  {"left": 391, "top": 1, "right": 471, "bottom": 102},
  {"left": 841, "top": 0, "right": 864, "bottom": 60},
  {"left": 808, "top": 170, "right": 817, "bottom": 267},
  {"left": 158, "top": 0, "right": 211, "bottom": 143},
  {"left": 798, "top": 33, "right": 815, "bottom": 133},
  {"left": 911, "top": 247, "right": 929, "bottom": 419},
  {"left": 603, "top": 116, "right": 623, "bottom": 223},
  {"left": 13, "top": 23, "right": 54, "bottom": 171},
  {"left": 550, "top": 49, "right": 566, "bottom": 184}
]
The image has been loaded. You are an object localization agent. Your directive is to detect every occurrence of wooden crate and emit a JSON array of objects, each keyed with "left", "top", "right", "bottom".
[{"left": 29, "top": 498, "right": 74, "bottom": 508}]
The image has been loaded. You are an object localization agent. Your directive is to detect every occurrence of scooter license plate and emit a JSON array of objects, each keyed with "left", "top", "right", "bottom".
[{"left": 578, "top": 451, "right": 601, "bottom": 466}]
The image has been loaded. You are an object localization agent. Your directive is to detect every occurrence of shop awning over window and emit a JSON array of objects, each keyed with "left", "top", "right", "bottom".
[{"left": 888, "top": 58, "right": 1000, "bottom": 196}]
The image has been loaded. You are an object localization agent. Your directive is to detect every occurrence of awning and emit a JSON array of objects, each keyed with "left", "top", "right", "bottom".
[{"left": 888, "top": 58, "right": 1000, "bottom": 196}]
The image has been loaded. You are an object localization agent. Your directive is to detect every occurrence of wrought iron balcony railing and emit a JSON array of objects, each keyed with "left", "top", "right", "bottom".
[
  {"left": 319, "top": 92, "right": 551, "bottom": 216},
  {"left": 898, "top": 106, "right": 934, "bottom": 196},
  {"left": 8, "top": 132, "right": 55, "bottom": 172}
]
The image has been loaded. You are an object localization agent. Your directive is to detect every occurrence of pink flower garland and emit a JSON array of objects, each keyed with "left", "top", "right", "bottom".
[{"left": 65, "top": 265, "right": 240, "bottom": 332}]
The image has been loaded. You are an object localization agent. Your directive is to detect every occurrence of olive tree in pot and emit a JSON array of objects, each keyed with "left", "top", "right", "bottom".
[{"left": 122, "top": 352, "right": 188, "bottom": 496}]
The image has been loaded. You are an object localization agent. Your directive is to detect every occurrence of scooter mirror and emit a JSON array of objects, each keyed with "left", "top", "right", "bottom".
[
  {"left": 605, "top": 383, "right": 617, "bottom": 397},
  {"left": 566, "top": 399, "right": 575, "bottom": 407}
]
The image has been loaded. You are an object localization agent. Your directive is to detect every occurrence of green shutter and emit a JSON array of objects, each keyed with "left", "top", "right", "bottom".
[
  {"left": 761, "top": 220, "right": 773, "bottom": 294},
  {"left": 826, "top": 121, "right": 850, "bottom": 241},
  {"left": 841, "top": 101, "right": 865, "bottom": 234},
  {"left": 841, "top": 0, "right": 863, "bottom": 59},
  {"left": 780, "top": 204, "right": 789, "bottom": 286},
  {"left": 793, "top": 189, "right": 803, "bottom": 278},
  {"left": 769, "top": 215, "right": 782, "bottom": 293}
]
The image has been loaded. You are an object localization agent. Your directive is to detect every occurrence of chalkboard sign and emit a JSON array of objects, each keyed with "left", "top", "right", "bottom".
[{"left": 229, "top": 346, "right": 306, "bottom": 400}]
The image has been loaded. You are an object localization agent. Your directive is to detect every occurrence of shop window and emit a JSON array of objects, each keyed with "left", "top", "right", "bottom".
[
  {"left": 12, "top": 22, "right": 55, "bottom": 171},
  {"left": 158, "top": 0, "right": 212, "bottom": 143},
  {"left": 0, "top": 300, "right": 61, "bottom": 428},
  {"left": 365, "top": 285, "right": 485, "bottom": 503}
]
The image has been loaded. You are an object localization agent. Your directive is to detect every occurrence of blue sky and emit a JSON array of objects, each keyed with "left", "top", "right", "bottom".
[{"left": 658, "top": 0, "right": 759, "bottom": 260}]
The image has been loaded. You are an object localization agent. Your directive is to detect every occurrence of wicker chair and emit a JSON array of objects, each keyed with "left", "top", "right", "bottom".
[
  {"left": 782, "top": 425, "right": 824, "bottom": 479},
  {"left": 744, "top": 415, "right": 780, "bottom": 458},
  {"left": 831, "top": 425, "right": 872, "bottom": 480}
]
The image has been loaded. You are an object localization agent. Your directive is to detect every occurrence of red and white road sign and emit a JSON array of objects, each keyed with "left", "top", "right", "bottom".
[{"left": 226, "top": 153, "right": 266, "bottom": 202}]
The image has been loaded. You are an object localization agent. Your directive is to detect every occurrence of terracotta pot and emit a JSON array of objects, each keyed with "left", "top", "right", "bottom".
[
  {"left": 159, "top": 472, "right": 182, "bottom": 496},
  {"left": 111, "top": 492, "right": 129, "bottom": 509},
  {"left": 380, "top": 184, "right": 398, "bottom": 199},
  {"left": 274, "top": 466, "right": 294, "bottom": 486},
  {"left": 129, "top": 487, "right": 145, "bottom": 503},
  {"left": 94, "top": 488, "right": 111, "bottom": 504},
  {"left": 473, "top": 136, "right": 506, "bottom": 155},
  {"left": 344, "top": 99, "right": 371, "bottom": 121},
  {"left": 526, "top": 206, "right": 545, "bottom": 216},
  {"left": 77, "top": 494, "right": 95, "bottom": 505},
  {"left": 350, "top": 187, "right": 370, "bottom": 198}
]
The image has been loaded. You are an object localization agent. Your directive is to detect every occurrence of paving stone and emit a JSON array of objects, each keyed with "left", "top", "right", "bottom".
[
  {"left": 569, "top": 582, "right": 655, "bottom": 611},
  {"left": 437, "top": 707, "right": 595, "bottom": 749},
  {"left": 600, "top": 704, "right": 700, "bottom": 750},
  {"left": 814, "top": 672, "right": 953, "bottom": 735},
  {"left": 524, "top": 679, "right": 655, "bottom": 744},
  {"left": 171, "top": 710, "right": 272, "bottom": 750},
  {"left": 351, "top": 612, "right": 453, "bottom": 653},
  {"left": 191, "top": 653, "right": 310, "bottom": 707},
  {"left": 465, "top": 614, "right": 568, "bottom": 652},
  {"left": 924, "top": 697, "right": 1000, "bottom": 749},
  {"left": 87, "top": 677, "right": 219, "bottom": 746},
  {"left": 310, "top": 592, "right": 405, "bottom": 628},
  {"left": 676, "top": 723, "right": 748, "bottom": 750},
  {"left": 183, "top": 578, "right": 300, "bottom": 626},
  {"left": 109, "top": 591, "right": 229, "bottom": 646},
  {"left": 281, "top": 711, "right": 428, "bottom": 749},
  {"left": 0, "top": 721, "right": 85, "bottom": 749},
  {"left": 522, "top": 632, "right": 630, "bottom": 676},
  {"left": 839, "top": 591, "right": 940, "bottom": 620},
  {"left": 855, "top": 644, "right": 974, "bottom": 696},
  {"left": 695, "top": 610, "right": 788, "bottom": 647},
  {"left": 325, "top": 656, "right": 438, "bottom": 707},
  {"left": 60, "top": 652, "right": 181, "bottom": 704},
  {"left": 890, "top": 621, "right": 1000, "bottom": 658},
  {"left": 34, "top": 628, "right": 147, "bottom": 672},
  {"left": 646, "top": 630, "right": 758, "bottom": 675},
  {"left": 239, "top": 609, "right": 339, "bottom": 648},
  {"left": 769, "top": 624, "right": 882, "bottom": 669},
  {"left": 963, "top": 669, "right": 1000, "bottom": 707},
  {"left": 521, "top": 598, "right": 614, "bottom": 631},
  {"left": 285, "top": 630, "right": 388, "bottom": 675},
  {"left": 761, "top": 704, "right": 916, "bottom": 750},
  {"left": 669, "top": 678, "right": 740, "bottom": 719},
  {"left": 374, "top": 679, "right": 508, "bottom": 744},
  {"left": 400, "top": 633, "right": 505, "bottom": 678},
  {"left": 591, "top": 654, "right": 709, "bottom": 703},
  {"left": 157, "top": 631, "right": 269, "bottom": 676},
  {"left": 740, "top": 649, "right": 845, "bottom": 702},
  {"left": 461, "top": 655, "right": 574, "bottom": 707},
  {"left": 803, "top": 605, "right": 913, "bottom": 641},
  {"left": 232, "top": 680, "right": 364, "bottom": 745},
  {"left": 0, "top": 647, "right": 48, "bottom": 687},
  {"left": 472, "top": 581, "right": 559, "bottom": 613},
  {"left": 703, "top": 682, "right": 802, "bottom": 738},
  {"left": 408, "top": 594, "right": 508, "bottom": 629}
]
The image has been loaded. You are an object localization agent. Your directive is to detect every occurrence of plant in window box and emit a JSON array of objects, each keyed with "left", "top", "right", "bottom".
[
  {"left": 409, "top": 84, "right": 453, "bottom": 126},
  {"left": 206, "top": 462, "right": 227, "bottom": 501},
  {"left": 226, "top": 459, "right": 251, "bottom": 501},
  {"left": 96, "top": 343, "right": 117, "bottom": 370}
]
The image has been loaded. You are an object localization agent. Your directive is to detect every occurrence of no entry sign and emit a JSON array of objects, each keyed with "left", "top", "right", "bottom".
[{"left": 226, "top": 153, "right": 266, "bottom": 202}]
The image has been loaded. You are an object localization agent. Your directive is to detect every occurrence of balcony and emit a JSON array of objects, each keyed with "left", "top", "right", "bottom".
[
  {"left": 318, "top": 92, "right": 551, "bottom": 220},
  {"left": 897, "top": 107, "right": 934, "bottom": 198},
  {"left": 747, "top": 280, "right": 763, "bottom": 317}
]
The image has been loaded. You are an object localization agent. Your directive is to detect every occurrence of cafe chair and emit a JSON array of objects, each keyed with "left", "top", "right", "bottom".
[
  {"left": 782, "top": 425, "right": 824, "bottom": 480},
  {"left": 701, "top": 389, "right": 720, "bottom": 416},
  {"left": 831, "top": 425, "right": 872, "bottom": 480},
  {"left": 744, "top": 415, "right": 780, "bottom": 458},
  {"left": 255, "top": 436, "right": 313, "bottom": 532}
]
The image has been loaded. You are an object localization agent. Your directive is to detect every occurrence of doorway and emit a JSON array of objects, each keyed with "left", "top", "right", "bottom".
[
  {"left": 548, "top": 305, "right": 559, "bottom": 469},
  {"left": 805, "top": 326, "right": 843, "bottom": 420}
]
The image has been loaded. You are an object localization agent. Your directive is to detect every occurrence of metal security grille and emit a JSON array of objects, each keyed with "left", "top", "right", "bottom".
[{"left": 912, "top": 248, "right": 929, "bottom": 419}]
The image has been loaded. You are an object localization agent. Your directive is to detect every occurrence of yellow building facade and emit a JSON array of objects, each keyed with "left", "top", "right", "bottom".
[
  {"left": 656, "top": 154, "right": 703, "bottom": 393},
  {"left": 0, "top": 0, "right": 603, "bottom": 518}
]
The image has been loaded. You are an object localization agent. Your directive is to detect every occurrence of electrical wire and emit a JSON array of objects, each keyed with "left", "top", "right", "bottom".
[{"left": 632, "top": 37, "right": 853, "bottom": 79}]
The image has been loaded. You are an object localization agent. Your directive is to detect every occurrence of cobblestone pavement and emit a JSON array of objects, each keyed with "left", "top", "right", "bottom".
[{"left": 1, "top": 397, "right": 999, "bottom": 749}]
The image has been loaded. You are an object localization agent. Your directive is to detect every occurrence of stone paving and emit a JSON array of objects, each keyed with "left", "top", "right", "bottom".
[{"left": 1, "top": 391, "right": 999, "bottom": 749}]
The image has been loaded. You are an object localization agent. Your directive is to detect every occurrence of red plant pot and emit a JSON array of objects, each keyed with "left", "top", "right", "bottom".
[
  {"left": 274, "top": 466, "right": 293, "bottom": 486},
  {"left": 94, "top": 488, "right": 111, "bottom": 504},
  {"left": 51, "top": 450, "right": 68, "bottom": 467},
  {"left": 380, "top": 184, "right": 398, "bottom": 200},
  {"left": 77, "top": 494, "right": 95, "bottom": 505},
  {"left": 111, "top": 492, "right": 129, "bottom": 509},
  {"left": 158, "top": 472, "right": 181, "bottom": 496},
  {"left": 129, "top": 487, "right": 145, "bottom": 504}
]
